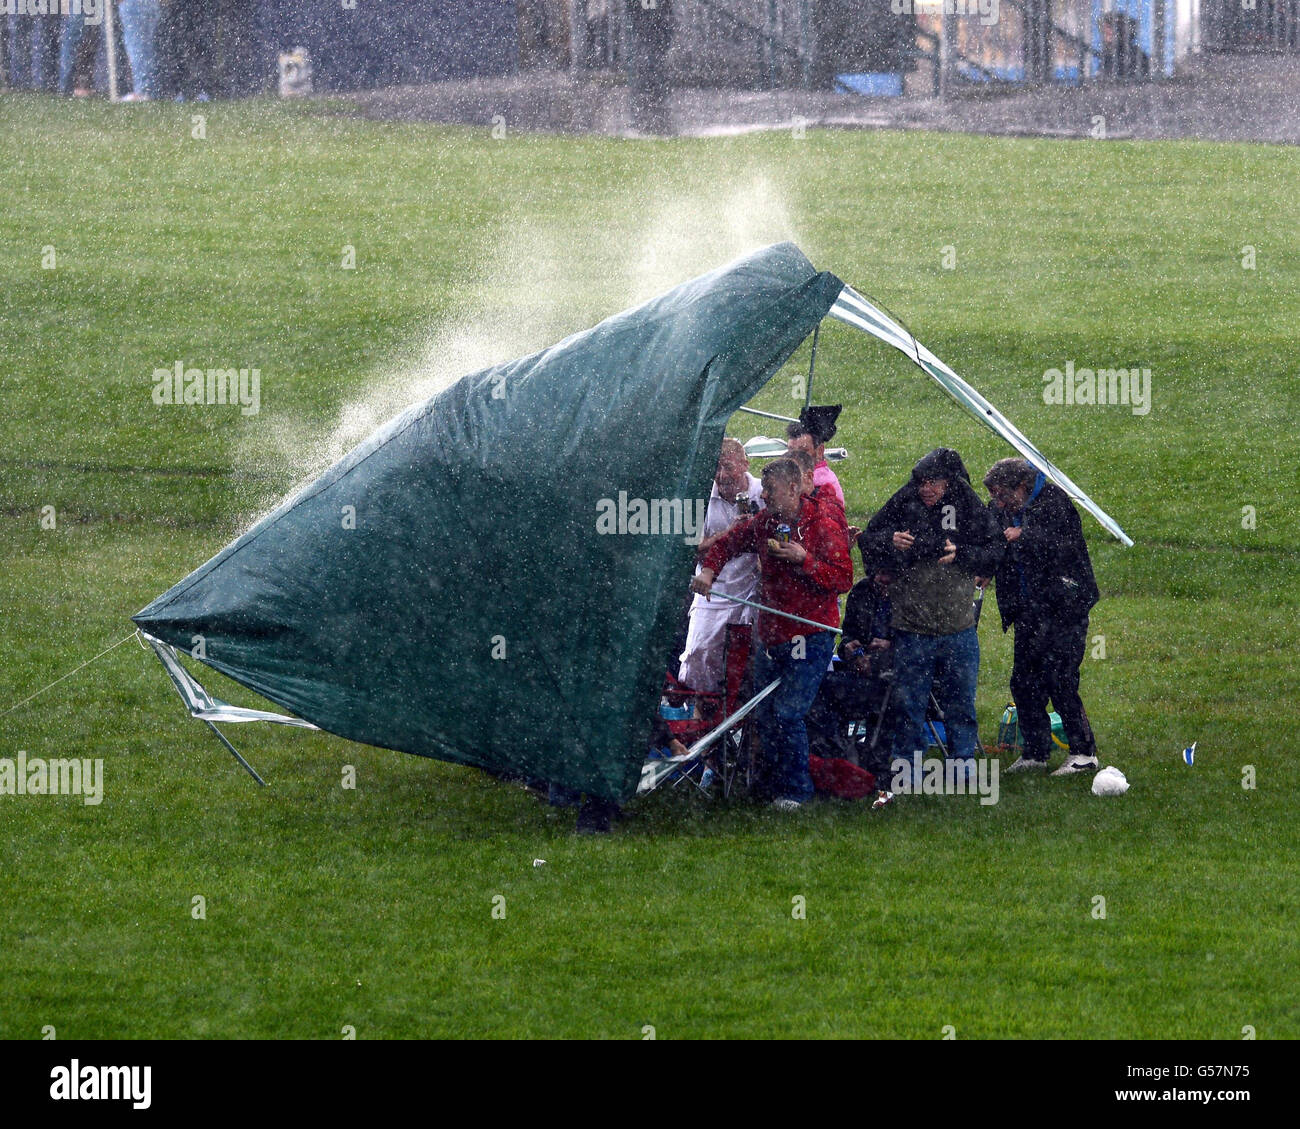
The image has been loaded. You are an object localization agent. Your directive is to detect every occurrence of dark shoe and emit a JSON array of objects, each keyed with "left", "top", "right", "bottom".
[
  {"left": 548, "top": 783, "right": 582, "bottom": 808},
  {"left": 575, "top": 797, "right": 617, "bottom": 835}
]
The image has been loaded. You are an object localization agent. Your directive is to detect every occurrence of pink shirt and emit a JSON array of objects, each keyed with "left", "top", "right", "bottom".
[{"left": 814, "top": 461, "right": 845, "bottom": 507}]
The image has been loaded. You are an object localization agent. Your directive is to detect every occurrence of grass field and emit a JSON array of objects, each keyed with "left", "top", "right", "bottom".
[{"left": 1, "top": 93, "right": 1297, "bottom": 1039}]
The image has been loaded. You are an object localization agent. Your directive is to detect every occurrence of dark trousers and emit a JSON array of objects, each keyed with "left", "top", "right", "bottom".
[
  {"left": 1010, "top": 613, "right": 1096, "bottom": 760},
  {"left": 156, "top": 0, "right": 220, "bottom": 99},
  {"left": 753, "top": 631, "right": 837, "bottom": 803}
]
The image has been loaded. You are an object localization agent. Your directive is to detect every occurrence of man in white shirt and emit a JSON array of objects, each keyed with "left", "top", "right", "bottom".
[{"left": 677, "top": 438, "right": 763, "bottom": 692}]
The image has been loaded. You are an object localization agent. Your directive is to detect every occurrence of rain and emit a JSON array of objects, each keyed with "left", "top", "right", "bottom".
[{"left": 0, "top": 0, "right": 1295, "bottom": 1073}]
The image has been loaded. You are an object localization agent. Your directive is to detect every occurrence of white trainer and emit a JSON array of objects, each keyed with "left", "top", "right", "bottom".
[
  {"left": 1051, "top": 754, "right": 1100, "bottom": 776},
  {"left": 1006, "top": 755, "right": 1050, "bottom": 774}
]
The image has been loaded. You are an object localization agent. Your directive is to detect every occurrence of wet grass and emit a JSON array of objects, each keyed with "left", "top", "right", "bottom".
[{"left": 1, "top": 93, "right": 1297, "bottom": 1038}]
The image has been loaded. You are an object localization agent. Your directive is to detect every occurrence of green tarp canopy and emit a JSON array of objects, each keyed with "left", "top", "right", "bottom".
[
  {"left": 134, "top": 243, "right": 845, "bottom": 801},
  {"left": 136, "top": 241, "right": 1132, "bottom": 802}
]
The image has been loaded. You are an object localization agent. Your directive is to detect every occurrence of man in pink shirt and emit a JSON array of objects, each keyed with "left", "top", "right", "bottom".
[{"left": 785, "top": 404, "right": 844, "bottom": 508}]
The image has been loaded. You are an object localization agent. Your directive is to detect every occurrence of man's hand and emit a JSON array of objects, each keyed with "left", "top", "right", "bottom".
[
  {"left": 974, "top": 575, "right": 992, "bottom": 589},
  {"left": 938, "top": 538, "right": 957, "bottom": 565},
  {"left": 768, "top": 541, "right": 807, "bottom": 565},
  {"left": 868, "top": 637, "right": 891, "bottom": 652},
  {"left": 892, "top": 530, "right": 915, "bottom": 552},
  {"left": 841, "top": 639, "right": 871, "bottom": 675},
  {"left": 690, "top": 568, "right": 717, "bottom": 598},
  {"left": 847, "top": 524, "right": 862, "bottom": 543},
  {"left": 1004, "top": 526, "right": 1022, "bottom": 542}
]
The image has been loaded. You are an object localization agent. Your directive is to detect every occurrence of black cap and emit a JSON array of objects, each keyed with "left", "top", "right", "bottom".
[{"left": 798, "top": 404, "right": 842, "bottom": 445}]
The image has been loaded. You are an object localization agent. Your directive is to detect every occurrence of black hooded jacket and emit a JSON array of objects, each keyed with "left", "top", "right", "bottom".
[
  {"left": 988, "top": 478, "right": 1100, "bottom": 630},
  {"left": 858, "top": 449, "right": 1003, "bottom": 635}
]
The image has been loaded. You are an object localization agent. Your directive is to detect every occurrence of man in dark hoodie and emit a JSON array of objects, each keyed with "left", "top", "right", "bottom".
[
  {"left": 982, "top": 457, "right": 1101, "bottom": 775},
  {"left": 859, "top": 449, "right": 1003, "bottom": 784}
]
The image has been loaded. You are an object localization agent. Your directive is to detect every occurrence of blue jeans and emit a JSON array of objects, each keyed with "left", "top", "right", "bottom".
[
  {"left": 890, "top": 627, "right": 981, "bottom": 767},
  {"left": 118, "top": 0, "right": 161, "bottom": 98},
  {"left": 59, "top": 12, "right": 89, "bottom": 93},
  {"left": 753, "top": 631, "right": 838, "bottom": 804}
]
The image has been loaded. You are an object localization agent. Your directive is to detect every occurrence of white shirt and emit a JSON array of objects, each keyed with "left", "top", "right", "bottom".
[{"left": 690, "top": 472, "right": 764, "bottom": 610}]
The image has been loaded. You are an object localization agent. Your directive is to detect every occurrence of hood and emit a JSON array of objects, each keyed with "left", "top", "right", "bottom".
[{"left": 911, "top": 447, "right": 971, "bottom": 486}]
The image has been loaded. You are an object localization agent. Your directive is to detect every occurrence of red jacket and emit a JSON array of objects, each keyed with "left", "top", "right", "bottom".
[
  {"left": 811, "top": 486, "right": 847, "bottom": 541},
  {"left": 700, "top": 497, "right": 854, "bottom": 645}
]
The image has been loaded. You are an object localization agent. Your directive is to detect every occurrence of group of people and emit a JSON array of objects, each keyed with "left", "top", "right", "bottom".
[
  {"left": 3, "top": 2, "right": 217, "bottom": 101},
  {"left": 681, "top": 404, "right": 1101, "bottom": 811}
]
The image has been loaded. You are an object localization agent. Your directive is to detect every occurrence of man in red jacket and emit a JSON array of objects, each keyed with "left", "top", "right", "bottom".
[{"left": 690, "top": 458, "right": 854, "bottom": 809}]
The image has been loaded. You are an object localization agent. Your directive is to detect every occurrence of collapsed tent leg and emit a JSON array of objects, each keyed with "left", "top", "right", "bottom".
[
  {"left": 805, "top": 322, "right": 820, "bottom": 409},
  {"left": 202, "top": 719, "right": 267, "bottom": 787}
]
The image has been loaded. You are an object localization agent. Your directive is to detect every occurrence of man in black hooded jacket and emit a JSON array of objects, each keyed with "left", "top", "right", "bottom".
[
  {"left": 982, "top": 458, "right": 1100, "bottom": 775},
  {"left": 859, "top": 449, "right": 1003, "bottom": 787}
]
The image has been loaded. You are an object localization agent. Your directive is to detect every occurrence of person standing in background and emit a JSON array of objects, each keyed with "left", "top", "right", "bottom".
[
  {"left": 982, "top": 457, "right": 1101, "bottom": 776},
  {"left": 859, "top": 448, "right": 1003, "bottom": 785},
  {"left": 785, "top": 404, "right": 845, "bottom": 508},
  {"left": 156, "top": 0, "right": 221, "bottom": 101}
]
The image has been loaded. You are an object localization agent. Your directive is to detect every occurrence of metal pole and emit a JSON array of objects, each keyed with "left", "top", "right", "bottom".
[
  {"left": 637, "top": 678, "right": 783, "bottom": 794},
  {"left": 799, "top": 0, "right": 812, "bottom": 89},
  {"left": 706, "top": 590, "right": 841, "bottom": 635},
  {"left": 939, "top": 7, "right": 956, "bottom": 98},
  {"left": 105, "top": 0, "right": 119, "bottom": 101},
  {"left": 202, "top": 719, "right": 268, "bottom": 786},
  {"left": 614, "top": 0, "right": 626, "bottom": 71},
  {"left": 805, "top": 323, "right": 820, "bottom": 409},
  {"left": 686, "top": 678, "right": 781, "bottom": 759},
  {"left": 767, "top": 0, "right": 778, "bottom": 88},
  {"left": 1152, "top": 0, "right": 1167, "bottom": 78},
  {"left": 737, "top": 405, "right": 801, "bottom": 425},
  {"left": 569, "top": 0, "right": 588, "bottom": 75}
]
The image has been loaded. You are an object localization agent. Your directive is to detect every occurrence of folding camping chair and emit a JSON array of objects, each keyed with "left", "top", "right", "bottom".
[
  {"left": 831, "top": 664, "right": 953, "bottom": 794},
  {"left": 646, "top": 623, "right": 755, "bottom": 798},
  {"left": 837, "top": 596, "right": 988, "bottom": 776}
]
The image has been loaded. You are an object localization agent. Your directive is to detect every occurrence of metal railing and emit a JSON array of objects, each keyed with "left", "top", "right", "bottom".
[
  {"left": 1203, "top": 0, "right": 1300, "bottom": 50},
  {"left": 999, "top": 0, "right": 1107, "bottom": 82},
  {"left": 684, "top": 0, "right": 808, "bottom": 88}
]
